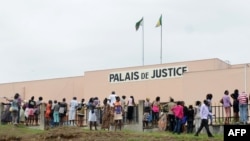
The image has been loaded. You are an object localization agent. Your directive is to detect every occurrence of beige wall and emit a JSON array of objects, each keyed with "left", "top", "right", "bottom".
[
  {"left": 0, "top": 76, "right": 84, "bottom": 103},
  {"left": 0, "top": 58, "right": 249, "bottom": 107}
]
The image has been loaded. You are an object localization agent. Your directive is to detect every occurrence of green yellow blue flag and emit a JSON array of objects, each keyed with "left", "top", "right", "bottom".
[
  {"left": 135, "top": 17, "right": 143, "bottom": 31},
  {"left": 155, "top": 15, "right": 162, "bottom": 27}
]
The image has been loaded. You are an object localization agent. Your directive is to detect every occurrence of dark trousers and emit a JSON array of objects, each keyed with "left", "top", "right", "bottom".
[
  {"left": 195, "top": 119, "right": 213, "bottom": 137},
  {"left": 173, "top": 117, "right": 182, "bottom": 134},
  {"left": 167, "top": 114, "right": 175, "bottom": 131},
  {"left": 187, "top": 120, "right": 194, "bottom": 133},
  {"left": 17, "top": 107, "right": 20, "bottom": 123}
]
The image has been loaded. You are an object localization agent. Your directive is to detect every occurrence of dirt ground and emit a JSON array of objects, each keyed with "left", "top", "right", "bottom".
[
  {"left": 0, "top": 126, "right": 162, "bottom": 141},
  {"left": 0, "top": 126, "right": 223, "bottom": 141}
]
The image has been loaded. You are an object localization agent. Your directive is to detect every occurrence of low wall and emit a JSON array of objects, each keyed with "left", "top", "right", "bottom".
[{"left": 0, "top": 101, "right": 224, "bottom": 134}]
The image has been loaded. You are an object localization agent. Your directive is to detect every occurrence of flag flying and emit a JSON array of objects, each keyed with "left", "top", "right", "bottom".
[
  {"left": 135, "top": 17, "right": 143, "bottom": 31},
  {"left": 155, "top": 15, "right": 162, "bottom": 27}
]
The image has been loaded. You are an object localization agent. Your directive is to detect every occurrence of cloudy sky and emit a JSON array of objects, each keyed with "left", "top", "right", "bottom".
[{"left": 0, "top": 0, "right": 250, "bottom": 83}]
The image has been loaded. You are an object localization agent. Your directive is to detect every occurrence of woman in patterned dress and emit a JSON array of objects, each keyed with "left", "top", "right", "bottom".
[
  {"left": 114, "top": 96, "right": 123, "bottom": 131},
  {"left": 45, "top": 100, "right": 52, "bottom": 128},
  {"left": 101, "top": 98, "right": 111, "bottom": 130}
]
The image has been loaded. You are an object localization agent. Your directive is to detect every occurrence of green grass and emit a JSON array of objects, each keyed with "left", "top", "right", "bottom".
[
  {"left": 0, "top": 124, "right": 224, "bottom": 141},
  {"left": 109, "top": 128, "right": 224, "bottom": 141},
  {"left": 120, "top": 129, "right": 223, "bottom": 141},
  {"left": 0, "top": 124, "right": 43, "bottom": 135}
]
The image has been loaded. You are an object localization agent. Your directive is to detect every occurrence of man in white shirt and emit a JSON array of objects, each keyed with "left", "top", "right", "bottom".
[
  {"left": 107, "top": 91, "right": 117, "bottom": 129},
  {"left": 108, "top": 91, "right": 117, "bottom": 107},
  {"left": 69, "top": 97, "right": 78, "bottom": 126},
  {"left": 194, "top": 100, "right": 214, "bottom": 137}
]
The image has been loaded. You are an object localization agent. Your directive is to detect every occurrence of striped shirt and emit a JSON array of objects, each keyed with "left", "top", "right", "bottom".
[{"left": 238, "top": 92, "right": 248, "bottom": 104}]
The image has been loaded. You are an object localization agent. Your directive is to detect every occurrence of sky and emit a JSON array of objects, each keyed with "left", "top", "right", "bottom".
[{"left": 0, "top": 0, "right": 250, "bottom": 84}]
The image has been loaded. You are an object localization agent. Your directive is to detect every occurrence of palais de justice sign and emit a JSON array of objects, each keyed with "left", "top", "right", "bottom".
[{"left": 109, "top": 65, "right": 188, "bottom": 83}]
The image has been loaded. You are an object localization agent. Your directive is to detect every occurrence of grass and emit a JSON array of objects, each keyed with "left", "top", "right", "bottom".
[
  {"left": 109, "top": 128, "right": 224, "bottom": 141},
  {"left": 0, "top": 124, "right": 224, "bottom": 141},
  {"left": 0, "top": 124, "right": 43, "bottom": 135}
]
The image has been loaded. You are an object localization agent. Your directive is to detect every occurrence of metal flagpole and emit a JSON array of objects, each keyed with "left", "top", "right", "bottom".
[
  {"left": 142, "top": 20, "right": 144, "bottom": 66},
  {"left": 160, "top": 22, "right": 162, "bottom": 64},
  {"left": 136, "top": 17, "right": 144, "bottom": 66}
]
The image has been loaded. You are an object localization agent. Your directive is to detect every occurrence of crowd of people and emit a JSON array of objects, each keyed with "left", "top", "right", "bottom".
[
  {"left": 142, "top": 89, "right": 249, "bottom": 138},
  {"left": 0, "top": 91, "right": 137, "bottom": 132},
  {"left": 1, "top": 93, "right": 43, "bottom": 126},
  {"left": 1, "top": 89, "right": 249, "bottom": 136}
]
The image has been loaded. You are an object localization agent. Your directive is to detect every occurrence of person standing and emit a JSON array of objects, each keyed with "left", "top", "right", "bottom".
[
  {"left": 108, "top": 91, "right": 117, "bottom": 107},
  {"left": 206, "top": 93, "right": 213, "bottom": 125},
  {"left": 151, "top": 96, "right": 160, "bottom": 126},
  {"left": 194, "top": 100, "right": 201, "bottom": 133},
  {"left": 181, "top": 101, "right": 188, "bottom": 133},
  {"left": 27, "top": 96, "right": 36, "bottom": 125},
  {"left": 101, "top": 98, "right": 111, "bottom": 130},
  {"left": 166, "top": 97, "right": 176, "bottom": 132},
  {"left": 144, "top": 98, "right": 151, "bottom": 113},
  {"left": 15, "top": 93, "right": 22, "bottom": 124},
  {"left": 59, "top": 98, "right": 68, "bottom": 126},
  {"left": 34, "top": 96, "right": 43, "bottom": 126},
  {"left": 237, "top": 91, "right": 249, "bottom": 125},
  {"left": 5, "top": 93, "right": 19, "bottom": 126},
  {"left": 121, "top": 95, "right": 127, "bottom": 110},
  {"left": 114, "top": 96, "right": 123, "bottom": 131},
  {"left": 45, "top": 100, "right": 53, "bottom": 128},
  {"left": 172, "top": 101, "right": 184, "bottom": 134},
  {"left": 222, "top": 90, "right": 232, "bottom": 125},
  {"left": 121, "top": 95, "right": 127, "bottom": 123},
  {"left": 50, "top": 100, "right": 56, "bottom": 127},
  {"left": 88, "top": 97, "right": 97, "bottom": 130},
  {"left": 144, "top": 98, "right": 152, "bottom": 125},
  {"left": 93, "top": 97, "right": 101, "bottom": 125},
  {"left": 126, "top": 96, "right": 135, "bottom": 124},
  {"left": 108, "top": 91, "right": 117, "bottom": 126},
  {"left": 186, "top": 105, "right": 195, "bottom": 133},
  {"left": 194, "top": 100, "right": 214, "bottom": 137},
  {"left": 231, "top": 89, "right": 239, "bottom": 123},
  {"left": 69, "top": 97, "right": 78, "bottom": 126},
  {"left": 53, "top": 100, "right": 60, "bottom": 127},
  {"left": 77, "top": 98, "right": 85, "bottom": 127}
]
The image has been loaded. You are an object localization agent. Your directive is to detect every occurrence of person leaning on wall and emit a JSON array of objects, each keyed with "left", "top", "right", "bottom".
[
  {"left": 230, "top": 89, "right": 239, "bottom": 123},
  {"left": 4, "top": 93, "right": 20, "bottom": 126},
  {"left": 222, "top": 90, "right": 232, "bottom": 125}
]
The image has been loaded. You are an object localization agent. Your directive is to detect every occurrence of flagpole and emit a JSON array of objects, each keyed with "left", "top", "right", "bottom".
[
  {"left": 142, "top": 21, "right": 144, "bottom": 66},
  {"left": 160, "top": 22, "right": 162, "bottom": 64},
  {"left": 135, "top": 17, "right": 144, "bottom": 66}
]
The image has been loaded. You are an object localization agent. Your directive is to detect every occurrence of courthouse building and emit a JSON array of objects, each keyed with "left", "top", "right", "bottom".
[{"left": 0, "top": 58, "right": 249, "bottom": 106}]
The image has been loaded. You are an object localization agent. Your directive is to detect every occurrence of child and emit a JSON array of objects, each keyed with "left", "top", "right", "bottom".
[{"left": 143, "top": 112, "right": 150, "bottom": 128}]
